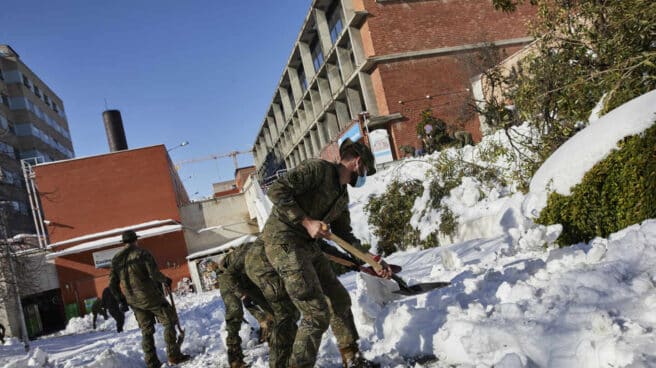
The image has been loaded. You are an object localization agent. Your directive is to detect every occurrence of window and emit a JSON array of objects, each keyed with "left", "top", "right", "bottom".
[
  {"left": 33, "top": 85, "right": 41, "bottom": 98},
  {"left": 311, "top": 40, "right": 324, "bottom": 72},
  {"left": 1, "top": 93, "right": 8, "bottom": 107},
  {"left": 0, "top": 68, "right": 4, "bottom": 81},
  {"left": 52, "top": 103, "right": 59, "bottom": 113},
  {"left": 43, "top": 94, "right": 50, "bottom": 107},
  {"left": 328, "top": 4, "right": 344, "bottom": 44},
  {"left": 22, "top": 74, "right": 30, "bottom": 88}
]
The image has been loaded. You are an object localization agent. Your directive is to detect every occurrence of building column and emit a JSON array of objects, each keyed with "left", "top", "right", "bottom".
[
  {"left": 299, "top": 42, "right": 317, "bottom": 82},
  {"left": 314, "top": 8, "right": 333, "bottom": 54},
  {"left": 278, "top": 88, "right": 294, "bottom": 120}
]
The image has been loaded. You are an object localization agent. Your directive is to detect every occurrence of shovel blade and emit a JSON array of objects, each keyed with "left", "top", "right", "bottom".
[{"left": 393, "top": 281, "right": 451, "bottom": 296}]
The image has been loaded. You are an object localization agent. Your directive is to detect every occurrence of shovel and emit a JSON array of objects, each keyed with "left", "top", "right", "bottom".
[
  {"left": 327, "top": 233, "right": 451, "bottom": 296},
  {"left": 165, "top": 284, "right": 185, "bottom": 347}
]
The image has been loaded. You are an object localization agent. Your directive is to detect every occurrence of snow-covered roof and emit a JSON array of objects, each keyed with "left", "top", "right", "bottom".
[
  {"left": 47, "top": 219, "right": 178, "bottom": 249},
  {"left": 186, "top": 234, "right": 257, "bottom": 260},
  {"left": 45, "top": 224, "right": 183, "bottom": 260}
]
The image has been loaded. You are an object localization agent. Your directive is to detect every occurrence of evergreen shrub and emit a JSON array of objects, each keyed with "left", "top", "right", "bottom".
[{"left": 537, "top": 123, "right": 656, "bottom": 245}]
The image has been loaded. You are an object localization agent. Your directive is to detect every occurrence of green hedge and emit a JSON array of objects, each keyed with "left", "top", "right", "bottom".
[{"left": 537, "top": 122, "right": 656, "bottom": 245}]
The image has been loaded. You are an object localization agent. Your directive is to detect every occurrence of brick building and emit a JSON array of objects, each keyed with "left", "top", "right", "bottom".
[
  {"left": 34, "top": 145, "right": 191, "bottom": 320},
  {"left": 252, "top": 0, "right": 535, "bottom": 179}
]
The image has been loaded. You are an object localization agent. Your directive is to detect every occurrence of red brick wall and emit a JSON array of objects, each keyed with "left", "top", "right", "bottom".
[
  {"left": 375, "top": 45, "right": 526, "bottom": 157},
  {"left": 35, "top": 145, "right": 182, "bottom": 243},
  {"left": 55, "top": 231, "right": 189, "bottom": 309},
  {"left": 361, "top": 0, "right": 536, "bottom": 56}
]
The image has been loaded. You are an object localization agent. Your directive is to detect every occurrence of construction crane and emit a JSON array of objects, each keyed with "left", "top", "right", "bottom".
[{"left": 175, "top": 150, "right": 253, "bottom": 170}]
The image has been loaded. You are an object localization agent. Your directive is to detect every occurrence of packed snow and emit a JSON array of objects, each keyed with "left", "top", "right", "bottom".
[{"left": 1, "top": 92, "right": 655, "bottom": 367}]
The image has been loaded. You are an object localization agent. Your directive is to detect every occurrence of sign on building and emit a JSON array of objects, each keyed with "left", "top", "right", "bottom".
[
  {"left": 338, "top": 123, "right": 362, "bottom": 146},
  {"left": 92, "top": 247, "right": 123, "bottom": 268},
  {"left": 368, "top": 129, "right": 394, "bottom": 164}
]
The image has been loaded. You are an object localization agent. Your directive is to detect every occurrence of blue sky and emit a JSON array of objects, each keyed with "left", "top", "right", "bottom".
[{"left": 1, "top": 0, "right": 312, "bottom": 199}]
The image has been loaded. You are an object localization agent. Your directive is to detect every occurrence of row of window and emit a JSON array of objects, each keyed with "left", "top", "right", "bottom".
[
  {"left": 0, "top": 167, "right": 22, "bottom": 186},
  {"left": 8, "top": 96, "right": 71, "bottom": 140},
  {"left": 19, "top": 72, "right": 63, "bottom": 116},
  {"left": 15, "top": 122, "right": 73, "bottom": 158}
]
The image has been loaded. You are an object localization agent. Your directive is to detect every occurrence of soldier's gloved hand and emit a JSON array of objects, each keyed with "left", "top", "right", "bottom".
[
  {"left": 372, "top": 254, "right": 393, "bottom": 279},
  {"left": 165, "top": 277, "right": 173, "bottom": 289},
  {"left": 120, "top": 302, "right": 129, "bottom": 312}
]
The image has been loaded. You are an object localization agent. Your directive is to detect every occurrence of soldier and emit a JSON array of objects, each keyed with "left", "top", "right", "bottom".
[
  {"left": 90, "top": 297, "right": 108, "bottom": 330},
  {"left": 261, "top": 138, "right": 392, "bottom": 368},
  {"left": 109, "top": 230, "right": 190, "bottom": 368},
  {"left": 217, "top": 239, "right": 294, "bottom": 368}
]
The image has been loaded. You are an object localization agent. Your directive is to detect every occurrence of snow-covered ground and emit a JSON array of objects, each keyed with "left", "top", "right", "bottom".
[{"left": 1, "top": 91, "right": 655, "bottom": 367}]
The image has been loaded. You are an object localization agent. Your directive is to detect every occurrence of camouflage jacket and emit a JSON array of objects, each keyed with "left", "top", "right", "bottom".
[
  {"left": 109, "top": 244, "right": 168, "bottom": 310},
  {"left": 262, "top": 159, "right": 361, "bottom": 247}
]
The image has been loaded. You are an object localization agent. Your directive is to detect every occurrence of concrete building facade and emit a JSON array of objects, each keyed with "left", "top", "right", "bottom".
[
  {"left": 0, "top": 45, "right": 74, "bottom": 236},
  {"left": 252, "top": 0, "right": 535, "bottom": 179}
]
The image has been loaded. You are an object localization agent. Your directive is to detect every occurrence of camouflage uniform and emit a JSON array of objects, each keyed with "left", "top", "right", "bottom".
[
  {"left": 262, "top": 158, "right": 370, "bottom": 368},
  {"left": 109, "top": 235, "right": 186, "bottom": 368},
  {"left": 91, "top": 298, "right": 108, "bottom": 329},
  {"left": 218, "top": 240, "right": 278, "bottom": 368},
  {"left": 244, "top": 239, "right": 300, "bottom": 368},
  {"left": 101, "top": 286, "right": 127, "bottom": 332}
]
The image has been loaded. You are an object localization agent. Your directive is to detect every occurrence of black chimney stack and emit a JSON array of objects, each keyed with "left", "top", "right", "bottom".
[{"left": 102, "top": 110, "right": 128, "bottom": 152}]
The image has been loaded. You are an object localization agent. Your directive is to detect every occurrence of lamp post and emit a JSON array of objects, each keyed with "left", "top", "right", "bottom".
[{"left": 167, "top": 141, "right": 189, "bottom": 152}]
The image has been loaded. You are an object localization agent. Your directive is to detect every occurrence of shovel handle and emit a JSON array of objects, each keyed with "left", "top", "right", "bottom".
[{"left": 327, "top": 233, "right": 383, "bottom": 274}]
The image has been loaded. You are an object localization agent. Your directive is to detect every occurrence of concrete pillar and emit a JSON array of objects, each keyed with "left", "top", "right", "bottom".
[
  {"left": 317, "top": 77, "right": 332, "bottom": 106},
  {"left": 358, "top": 72, "right": 379, "bottom": 116},
  {"left": 336, "top": 44, "right": 355, "bottom": 80},
  {"left": 272, "top": 103, "right": 286, "bottom": 132},
  {"left": 335, "top": 100, "right": 351, "bottom": 130},
  {"left": 310, "top": 127, "right": 321, "bottom": 156},
  {"left": 341, "top": 0, "right": 356, "bottom": 21},
  {"left": 315, "top": 8, "right": 333, "bottom": 54},
  {"left": 299, "top": 42, "right": 317, "bottom": 81},
  {"left": 304, "top": 135, "right": 313, "bottom": 158},
  {"left": 267, "top": 116, "right": 279, "bottom": 138},
  {"left": 263, "top": 127, "right": 273, "bottom": 149},
  {"left": 325, "top": 112, "right": 340, "bottom": 141},
  {"left": 279, "top": 88, "right": 293, "bottom": 120},
  {"left": 327, "top": 62, "right": 343, "bottom": 94},
  {"left": 288, "top": 67, "right": 303, "bottom": 106},
  {"left": 303, "top": 99, "right": 315, "bottom": 123},
  {"left": 347, "top": 28, "right": 366, "bottom": 67},
  {"left": 346, "top": 87, "right": 364, "bottom": 118},
  {"left": 317, "top": 119, "right": 328, "bottom": 147},
  {"left": 310, "top": 88, "right": 323, "bottom": 114}
]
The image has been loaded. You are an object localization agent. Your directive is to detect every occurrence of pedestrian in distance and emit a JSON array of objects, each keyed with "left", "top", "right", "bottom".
[
  {"left": 109, "top": 230, "right": 190, "bottom": 368},
  {"left": 261, "top": 138, "right": 392, "bottom": 368}
]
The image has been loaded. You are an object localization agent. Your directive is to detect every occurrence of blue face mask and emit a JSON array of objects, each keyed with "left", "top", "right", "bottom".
[
  {"left": 350, "top": 164, "right": 367, "bottom": 188},
  {"left": 354, "top": 174, "right": 367, "bottom": 188}
]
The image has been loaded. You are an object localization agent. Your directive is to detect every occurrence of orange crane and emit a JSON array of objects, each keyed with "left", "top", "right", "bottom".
[{"left": 175, "top": 150, "right": 253, "bottom": 170}]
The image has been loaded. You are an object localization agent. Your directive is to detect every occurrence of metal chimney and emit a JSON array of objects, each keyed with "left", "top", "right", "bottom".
[{"left": 102, "top": 110, "right": 128, "bottom": 152}]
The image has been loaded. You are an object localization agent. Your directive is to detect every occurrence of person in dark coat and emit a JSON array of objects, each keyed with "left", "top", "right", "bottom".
[
  {"left": 0, "top": 322, "right": 5, "bottom": 344},
  {"left": 109, "top": 230, "right": 190, "bottom": 368}
]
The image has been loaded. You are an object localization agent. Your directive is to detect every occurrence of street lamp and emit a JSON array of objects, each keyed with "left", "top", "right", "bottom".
[{"left": 168, "top": 141, "right": 189, "bottom": 152}]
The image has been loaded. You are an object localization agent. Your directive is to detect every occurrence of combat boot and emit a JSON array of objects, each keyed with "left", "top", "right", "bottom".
[
  {"left": 230, "top": 360, "right": 248, "bottom": 368},
  {"left": 168, "top": 353, "right": 191, "bottom": 365},
  {"left": 339, "top": 345, "right": 379, "bottom": 368}
]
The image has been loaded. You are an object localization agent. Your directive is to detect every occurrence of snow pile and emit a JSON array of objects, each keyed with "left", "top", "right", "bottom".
[{"left": 1, "top": 91, "right": 656, "bottom": 367}]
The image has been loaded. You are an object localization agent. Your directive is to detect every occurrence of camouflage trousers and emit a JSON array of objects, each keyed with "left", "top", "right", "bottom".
[
  {"left": 132, "top": 302, "right": 181, "bottom": 368},
  {"left": 246, "top": 242, "right": 300, "bottom": 368},
  {"left": 264, "top": 240, "right": 359, "bottom": 368},
  {"left": 218, "top": 268, "right": 274, "bottom": 366}
]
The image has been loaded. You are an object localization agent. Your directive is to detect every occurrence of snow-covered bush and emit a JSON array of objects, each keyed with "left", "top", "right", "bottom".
[{"left": 537, "top": 122, "right": 656, "bottom": 245}]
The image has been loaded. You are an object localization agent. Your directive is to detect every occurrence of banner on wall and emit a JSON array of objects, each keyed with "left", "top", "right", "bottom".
[
  {"left": 338, "top": 123, "right": 362, "bottom": 146},
  {"left": 368, "top": 129, "right": 394, "bottom": 164},
  {"left": 92, "top": 247, "right": 123, "bottom": 268}
]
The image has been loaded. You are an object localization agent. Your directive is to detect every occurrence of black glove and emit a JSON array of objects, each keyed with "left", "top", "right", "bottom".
[
  {"left": 120, "top": 302, "right": 129, "bottom": 312},
  {"left": 165, "top": 277, "right": 173, "bottom": 289}
]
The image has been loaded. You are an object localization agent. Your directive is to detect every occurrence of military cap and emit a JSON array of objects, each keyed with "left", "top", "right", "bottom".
[
  {"left": 339, "top": 138, "right": 376, "bottom": 176},
  {"left": 121, "top": 230, "right": 139, "bottom": 243}
]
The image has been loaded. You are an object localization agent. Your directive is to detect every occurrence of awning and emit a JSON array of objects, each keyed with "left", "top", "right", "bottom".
[
  {"left": 45, "top": 223, "right": 183, "bottom": 260},
  {"left": 186, "top": 234, "right": 257, "bottom": 261},
  {"left": 47, "top": 219, "right": 178, "bottom": 249}
]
